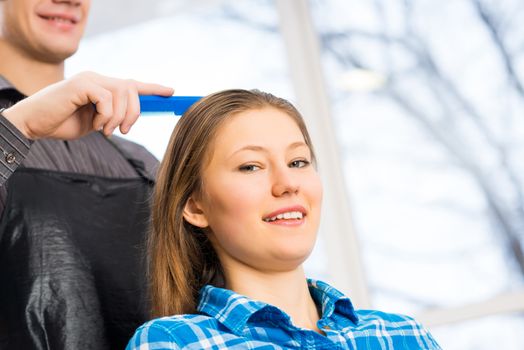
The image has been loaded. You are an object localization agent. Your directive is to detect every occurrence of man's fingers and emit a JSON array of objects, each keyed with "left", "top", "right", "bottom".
[
  {"left": 86, "top": 83, "right": 114, "bottom": 131},
  {"left": 134, "top": 81, "right": 174, "bottom": 96},
  {"left": 120, "top": 89, "right": 140, "bottom": 134},
  {"left": 102, "top": 87, "right": 127, "bottom": 136},
  {"left": 70, "top": 74, "right": 174, "bottom": 137}
]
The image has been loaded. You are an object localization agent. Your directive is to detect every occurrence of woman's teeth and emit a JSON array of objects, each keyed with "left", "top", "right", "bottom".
[{"left": 264, "top": 211, "right": 303, "bottom": 222}]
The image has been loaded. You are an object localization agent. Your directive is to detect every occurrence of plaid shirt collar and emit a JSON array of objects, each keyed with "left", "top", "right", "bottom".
[{"left": 197, "top": 278, "right": 358, "bottom": 335}]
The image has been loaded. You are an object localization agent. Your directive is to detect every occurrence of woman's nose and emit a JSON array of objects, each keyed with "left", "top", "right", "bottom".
[{"left": 271, "top": 166, "right": 299, "bottom": 197}]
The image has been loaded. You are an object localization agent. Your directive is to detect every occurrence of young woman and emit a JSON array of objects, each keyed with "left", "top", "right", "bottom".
[{"left": 126, "top": 90, "right": 441, "bottom": 349}]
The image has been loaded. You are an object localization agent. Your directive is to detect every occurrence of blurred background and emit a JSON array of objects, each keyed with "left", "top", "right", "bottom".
[{"left": 67, "top": 0, "right": 524, "bottom": 348}]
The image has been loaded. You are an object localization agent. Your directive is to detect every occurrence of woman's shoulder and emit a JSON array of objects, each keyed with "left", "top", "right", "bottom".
[
  {"left": 144, "top": 313, "right": 216, "bottom": 331},
  {"left": 126, "top": 314, "right": 220, "bottom": 349},
  {"left": 353, "top": 308, "right": 428, "bottom": 331},
  {"left": 350, "top": 309, "right": 441, "bottom": 349},
  {"left": 356, "top": 308, "right": 418, "bottom": 322}
]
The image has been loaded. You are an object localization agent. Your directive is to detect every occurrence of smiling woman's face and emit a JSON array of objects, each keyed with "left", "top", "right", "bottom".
[{"left": 183, "top": 107, "right": 323, "bottom": 275}]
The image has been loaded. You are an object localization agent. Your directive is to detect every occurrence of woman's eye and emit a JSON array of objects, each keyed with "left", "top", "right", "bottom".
[
  {"left": 290, "top": 159, "right": 310, "bottom": 168},
  {"left": 239, "top": 164, "right": 261, "bottom": 172}
]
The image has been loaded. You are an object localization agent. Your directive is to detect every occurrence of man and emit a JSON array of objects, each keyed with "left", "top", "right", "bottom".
[{"left": 0, "top": 0, "right": 173, "bottom": 348}]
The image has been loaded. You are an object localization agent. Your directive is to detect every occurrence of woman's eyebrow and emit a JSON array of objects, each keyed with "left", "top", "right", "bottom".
[
  {"left": 228, "top": 145, "right": 267, "bottom": 159},
  {"left": 288, "top": 141, "right": 308, "bottom": 150},
  {"left": 228, "top": 141, "right": 308, "bottom": 160}
]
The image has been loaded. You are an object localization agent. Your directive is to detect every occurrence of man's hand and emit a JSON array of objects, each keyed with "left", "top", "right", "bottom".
[{"left": 2, "top": 71, "right": 174, "bottom": 140}]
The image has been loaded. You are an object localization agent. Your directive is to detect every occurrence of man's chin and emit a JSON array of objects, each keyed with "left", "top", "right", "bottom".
[{"left": 37, "top": 45, "right": 79, "bottom": 64}]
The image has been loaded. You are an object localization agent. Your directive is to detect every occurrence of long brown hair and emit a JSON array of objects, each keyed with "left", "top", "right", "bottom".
[{"left": 149, "top": 89, "right": 316, "bottom": 317}]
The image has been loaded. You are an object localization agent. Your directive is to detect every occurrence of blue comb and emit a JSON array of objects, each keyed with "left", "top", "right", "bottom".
[{"left": 139, "top": 95, "right": 202, "bottom": 115}]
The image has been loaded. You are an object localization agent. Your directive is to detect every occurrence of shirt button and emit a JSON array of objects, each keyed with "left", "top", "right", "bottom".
[{"left": 5, "top": 153, "right": 16, "bottom": 164}]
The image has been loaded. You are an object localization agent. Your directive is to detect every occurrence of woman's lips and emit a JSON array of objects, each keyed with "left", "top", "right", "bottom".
[{"left": 262, "top": 205, "right": 307, "bottom": 226}]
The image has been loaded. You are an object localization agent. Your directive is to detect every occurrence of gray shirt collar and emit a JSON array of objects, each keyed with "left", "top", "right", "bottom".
[{"left": 0, "top": 76, "right": 14, "bottom": 91}]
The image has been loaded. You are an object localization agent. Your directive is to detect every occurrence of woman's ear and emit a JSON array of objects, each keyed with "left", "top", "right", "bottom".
[{"left": 183, "top": 196, "right": 209, "bottom": 228}]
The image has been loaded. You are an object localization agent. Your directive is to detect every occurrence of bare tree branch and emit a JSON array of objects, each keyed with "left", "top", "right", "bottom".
[{"left": 472, "top": 0, "right": 524, "bottom": 98}]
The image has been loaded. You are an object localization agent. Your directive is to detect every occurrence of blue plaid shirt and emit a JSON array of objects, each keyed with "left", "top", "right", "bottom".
[{"left": 127, "top": 279, "right": 441, "bottom": 349}]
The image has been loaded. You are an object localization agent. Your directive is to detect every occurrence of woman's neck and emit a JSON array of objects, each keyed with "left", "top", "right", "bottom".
[{"left": 225, "top": 265, "right": 323, "bottom": 333}]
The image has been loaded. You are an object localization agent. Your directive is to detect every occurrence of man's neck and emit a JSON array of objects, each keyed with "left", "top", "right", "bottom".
[{"left": 0, "top": 40, "right": 65, "bottom": 95}]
